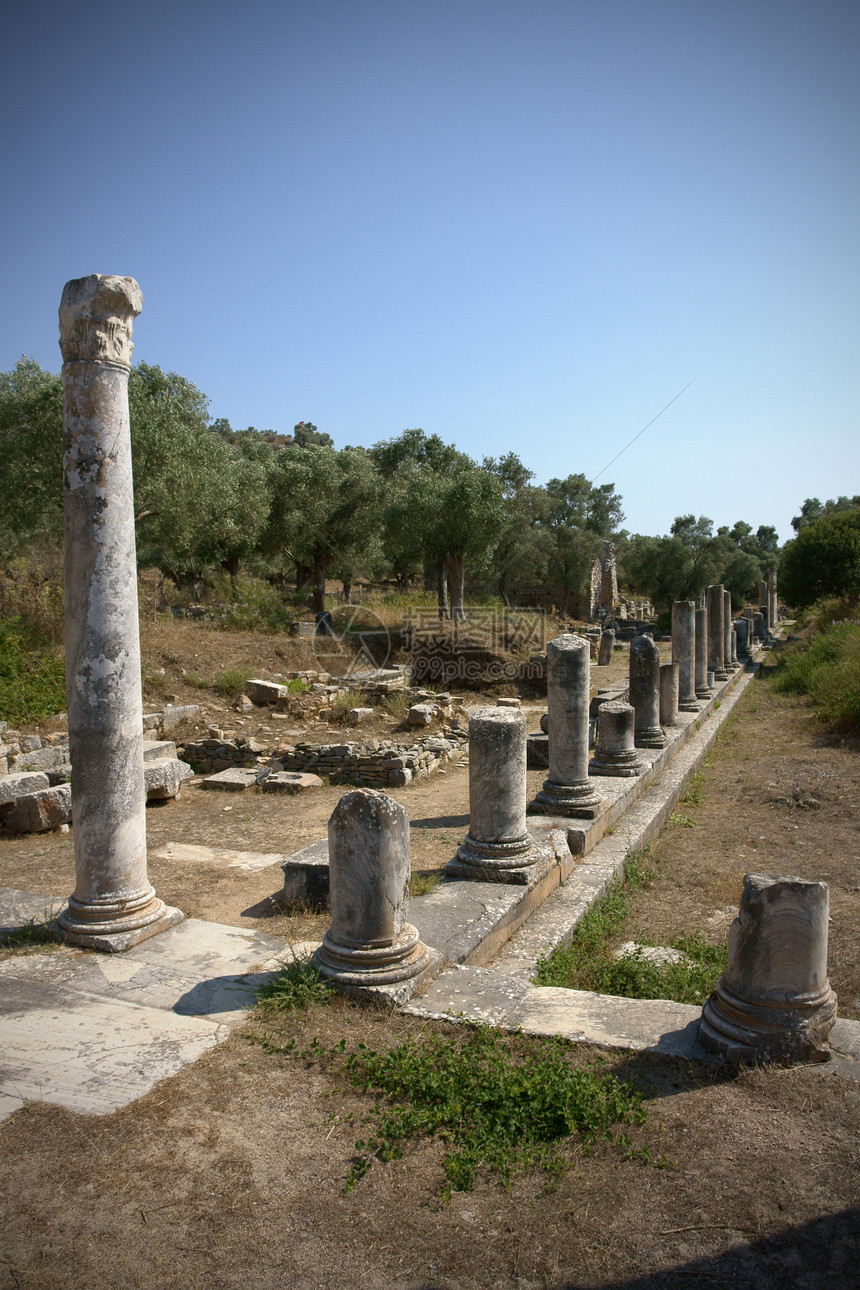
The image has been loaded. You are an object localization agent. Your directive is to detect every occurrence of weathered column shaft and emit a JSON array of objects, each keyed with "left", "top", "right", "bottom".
[
  {"left": 706, "top": 584, "right": 728, "bottom": 679},
  {"left": 597, "top": 628, "right": 615, "bottom": 666},
  {"left": 659, "top": 662, "right": 679, "bottom": 727},
  {"left": 672, "top": 600, "right": 698, "bottom": 711},
  {"left": 700, "top": 873, "right": 837, "bottom": 1064},
  {"left": 722, "top": 589, "right": 737, "bottom": 670},
  {"left": 532, "top": 633, "right": 603, "bottom": 817},
  {"left": 629, "top": 634, "right": 666, "bottom": 748},
  {"left": 590, "top": 700, "right": 642, "bottom": 776},
  {"left": 451, "top": 709, "right": 538, "bottom": 877},
  {"left": 695, "top": 607, "right": 711, "bottom": 698},
  {"left": 56, "top": 275, "right": 179, "bottom": 950},
  {"left": 315, "top": 790, "right": 436, "bottom": 990}
]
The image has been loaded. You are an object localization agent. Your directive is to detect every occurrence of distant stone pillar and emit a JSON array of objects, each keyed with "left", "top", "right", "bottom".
[
  {"left": 730, "top": 624, "right": 738, "bottom": 663},
  {"left": 753, "top": 610, "right": 765, "bottom": 642},
  {"left": 700, "top": 874, "right": 837, "bottom": 1064},
  {"left": 672, "top": 600, "right": 698, "bottom": 712},
  {"left": 659, "top": 662, "right": 679, "bottom": 727},
  {"left": 315, "top": 790, "right": 436, "bottom": 991},
  {"left": 695, "top": 607, "right": 711, "bottom": 699},
  {"left": 532, "top": 634, "right": 603, "bottom": 818},
  {"left": 56, "top": 275, "right": 181, "bottom": 951},
  {"left": 723, "top": 589, "right": 738, "bottom": 671},
  {"left": 707, "top": 584, "right": 729, "bottom": 680},
  {"left": 759, "top": 580, "right": 768, "bottom": 613},
  {"left": 597, "top": 628, "right": 615, "bottom": 666},
  {"left": 450, "top": 709, "right": 541, "bottom": 879},
  {"left": 590, "top": 701, "right": 642, "bottom": 776},
  {"left": 735, "top": 616, "right": 750, "bottom": 662},
  {"left": 629, "top": 635, "right": 666, "bottom": 748},
  {"left": 768, "top": 566, "right": 779, "bottom": 628}
]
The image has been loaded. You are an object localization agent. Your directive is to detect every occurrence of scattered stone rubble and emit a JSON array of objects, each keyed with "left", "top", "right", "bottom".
[{"left": 0, "top": 724, "right": 192, "bottom": 834}]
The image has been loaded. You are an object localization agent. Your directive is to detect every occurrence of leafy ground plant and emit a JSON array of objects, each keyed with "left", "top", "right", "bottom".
[
  {"left": 337, "top": 1025, "right": 648, "bottom": 1199},
  {"left": 255, "top": 955, "right": 335, "bottom": 1012},
  {"left": 771, "top": 621, "right": 860, "bottom": 733}
]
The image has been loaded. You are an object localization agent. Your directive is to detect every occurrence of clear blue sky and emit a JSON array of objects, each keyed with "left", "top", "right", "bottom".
[{"left": 2, "top": 0, "right": 858, "bottom": 543}]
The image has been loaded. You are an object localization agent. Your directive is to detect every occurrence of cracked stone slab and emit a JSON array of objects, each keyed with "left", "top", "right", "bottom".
[
  {"left": 0, "top": 889, "right": 67, "bottom": 936},
  {"left": 0, "top": 975, "right": 227, "bottom": 1119}
]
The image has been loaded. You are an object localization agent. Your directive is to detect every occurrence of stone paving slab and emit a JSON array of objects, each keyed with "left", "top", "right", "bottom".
[
  {"left": 0, "top": 977, "right": 227, "bottom": 1118},
  {"left": 0, "top": 906, "right": 296, "bottom": 1122},
  {"left": 154, "top": 842, "right": 287, "bottom": 872},
  {"left": 0, "top": 889, "right": 67, "bottom": 936}
]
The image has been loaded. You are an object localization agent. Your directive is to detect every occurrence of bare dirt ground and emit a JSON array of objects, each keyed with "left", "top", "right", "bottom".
[{"left": 2, "top": 638, "right": 860, "bottom": 1288}]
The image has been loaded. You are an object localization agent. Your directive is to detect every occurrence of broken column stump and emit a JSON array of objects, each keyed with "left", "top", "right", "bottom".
[
  {"left": 700, "top": 873, "right": 837, "bottom": 1064},
  {"left": 313, "top": 790, "right": 439, "bottom": 1001}
]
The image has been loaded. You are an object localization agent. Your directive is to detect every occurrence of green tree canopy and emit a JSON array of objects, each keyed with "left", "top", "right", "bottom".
[{"left": 780, "top": 511, "right": 860, "bottom": 607}]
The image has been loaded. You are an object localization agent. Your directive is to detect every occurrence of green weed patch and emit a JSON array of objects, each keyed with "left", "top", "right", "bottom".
[
  {"left": 772, "top": 621, "right": 860, "bottom": 733},
  {"left": 0, "top": 615, "right": 66, "bottom": 723}
]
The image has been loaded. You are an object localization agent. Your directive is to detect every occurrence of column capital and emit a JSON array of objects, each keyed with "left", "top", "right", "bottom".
[{"left": 59, "top": 274, "right": 142, "bottom": 366}]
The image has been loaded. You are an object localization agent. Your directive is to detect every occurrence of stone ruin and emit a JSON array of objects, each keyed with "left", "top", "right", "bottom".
[{"left": 9, "top": 274, "right": 825, "bottom": 1068}]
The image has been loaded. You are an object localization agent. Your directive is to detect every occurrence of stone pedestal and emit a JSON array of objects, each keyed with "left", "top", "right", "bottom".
[
  {"left": 55, "top": 275, "right": 181, "bottom": 951},
  {"left": 597, "top": 629, "right": 615, "bottom": 666},
  {"left": 629, "top": 635, "right": 666, "bottom": 749},
  {"left": 449, "top": 709, "right": 544, "bottom": 881},
  {"left": 768, "top": 567, "right": 779, "bottom": 630},
  {"left": 532, "top": 634, "right": 603, "bottom": 818},
  {"left": 672, "top": 600, "right": 699, "bottom": 712},
  {"left": 707, "top": 584, "right": 729, "bottom": 681},
  {"left": 735, "top": 616, "right": 751, "bottom": 662},
  {"left": 695, "top": 607, "right": 712, "bottom": 699},
  {"left": 590, "top": 701, "right": 643, "bottom": 777},
  {"left": 314, "top": 790, "right": 437, "bottom": 991},
  {"left": 723, "top": 589, "right": 739, "bottom": 670},
  {"left": 700, "top": 874, "right": 837, "bottom": 1064},
  {"left": 753, "top": 611, "right": 765, "bottom": 642},
  {"left": 659, "top": 662, "right": 679, "bottom": 727}
]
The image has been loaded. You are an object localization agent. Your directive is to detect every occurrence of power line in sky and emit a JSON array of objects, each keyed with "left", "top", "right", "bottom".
[{"left": 590, "top": 375, "right": 700, "bottom": 486}]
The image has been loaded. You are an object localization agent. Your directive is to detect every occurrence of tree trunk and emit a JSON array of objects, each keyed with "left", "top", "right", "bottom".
[
  {"left": 436, "top": 559, "right": 450, "bottom": 620},
  {"left": 295, "top": 562, "right": 311, "bottom": 592},
  {"left": 221, "top": 554, "right": 240, "bottom": 592},
  {"left": 312, "top": 549, "right": 328, "bottom": 616},
  {"left": 341, "top": 574, "right": 352, "bottom": 604},
  {"left": 448, "top": 553, "right": 466, "bottom": 621}
]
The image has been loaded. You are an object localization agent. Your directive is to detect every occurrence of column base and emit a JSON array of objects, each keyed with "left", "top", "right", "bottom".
[
  {"left": 634, "top": 727, "right": 667, "bottom": 749},
  {"left": 314, "top": 922, "right": 434, "bottom": 988},
  {"left": 714, "top": 668, "right": 730, "bottom": 681},
  {"left": 695, "top": 686, "right": 712, "bottom": 699},
  {"left": 57, "top": 902, "right": 184, "bottom": 952},
  {"left": 699, "top": 976, "right": 837, "bottom": 1065},
  {"left": 446, "top": 831, "right": 558, "bottom": 883},
  {"left": 679, "top": 699, "right": 701, "bottom": 712},
  {"left": 589, "top": 748, "right": 644, "bottom": 777},
  {"left": 530, "top": 778, "right": 603, "bottom": 819}
]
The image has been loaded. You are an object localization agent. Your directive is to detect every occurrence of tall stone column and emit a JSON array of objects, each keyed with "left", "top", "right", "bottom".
[
  {"left": 449, "top": 708, "right": 549, "bottom": 880},
  {"left": 56, "top": 275, "right": 181, "bottom": 951},
  {"left": 706, "top": 584, "right": 729, "bottom": 681},
  {"left": 768, "top": 567, "right": 779, "bottom": 628},
  {"left": 735, "top": 615, "right": 751, "bottom": 662},
  {"left": 695, "top": 607, "right": 711, "bottom": 699},
  {"left": 532, "top": 634, "right": 603, "bottom": 818},
  {"left": 722, "top": 589, "right": 739, "bottom": 671},
  {"left": 672, "top": 600, "right": 698, "bottom": 712},
  {"left": 700, "top": 873, "right": 837, "bottom": 1064},
  {"left": 629, "top": 635, "right": 666, "bottom": 748}
]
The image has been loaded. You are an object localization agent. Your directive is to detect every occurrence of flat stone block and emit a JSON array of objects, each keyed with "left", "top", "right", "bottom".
[
  {"left": 526, "top": 732, "right": 549, "bottom": 768},
  {"left": 245, "top": 678, "right": 289, "bottom": 704},
  {"left": 161, "top": 703, "right": 199, "bottom": 732},
  {"left": 0, "top": 771, "right": 50, "bottom": 805},
  {"left": 10, "top": 747, "right": 68, "bottom": 774},
  {"left": 144, "top": 757, "right": 194, "bottom": 800},
  {"left": 281, "top": 839, "right": 331, "bottom": 906},
  {"left": 143, "top": 739, "right": 179, "bottom": 761},
  {"left": 261, "top": 771, "right": 324, "bottom": 793},
  {"left": 3, "top": 784, "right": 71, "bottom": 833},
  {"left": 202, "top": 768, "right": 259, "bottom": 791}
]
